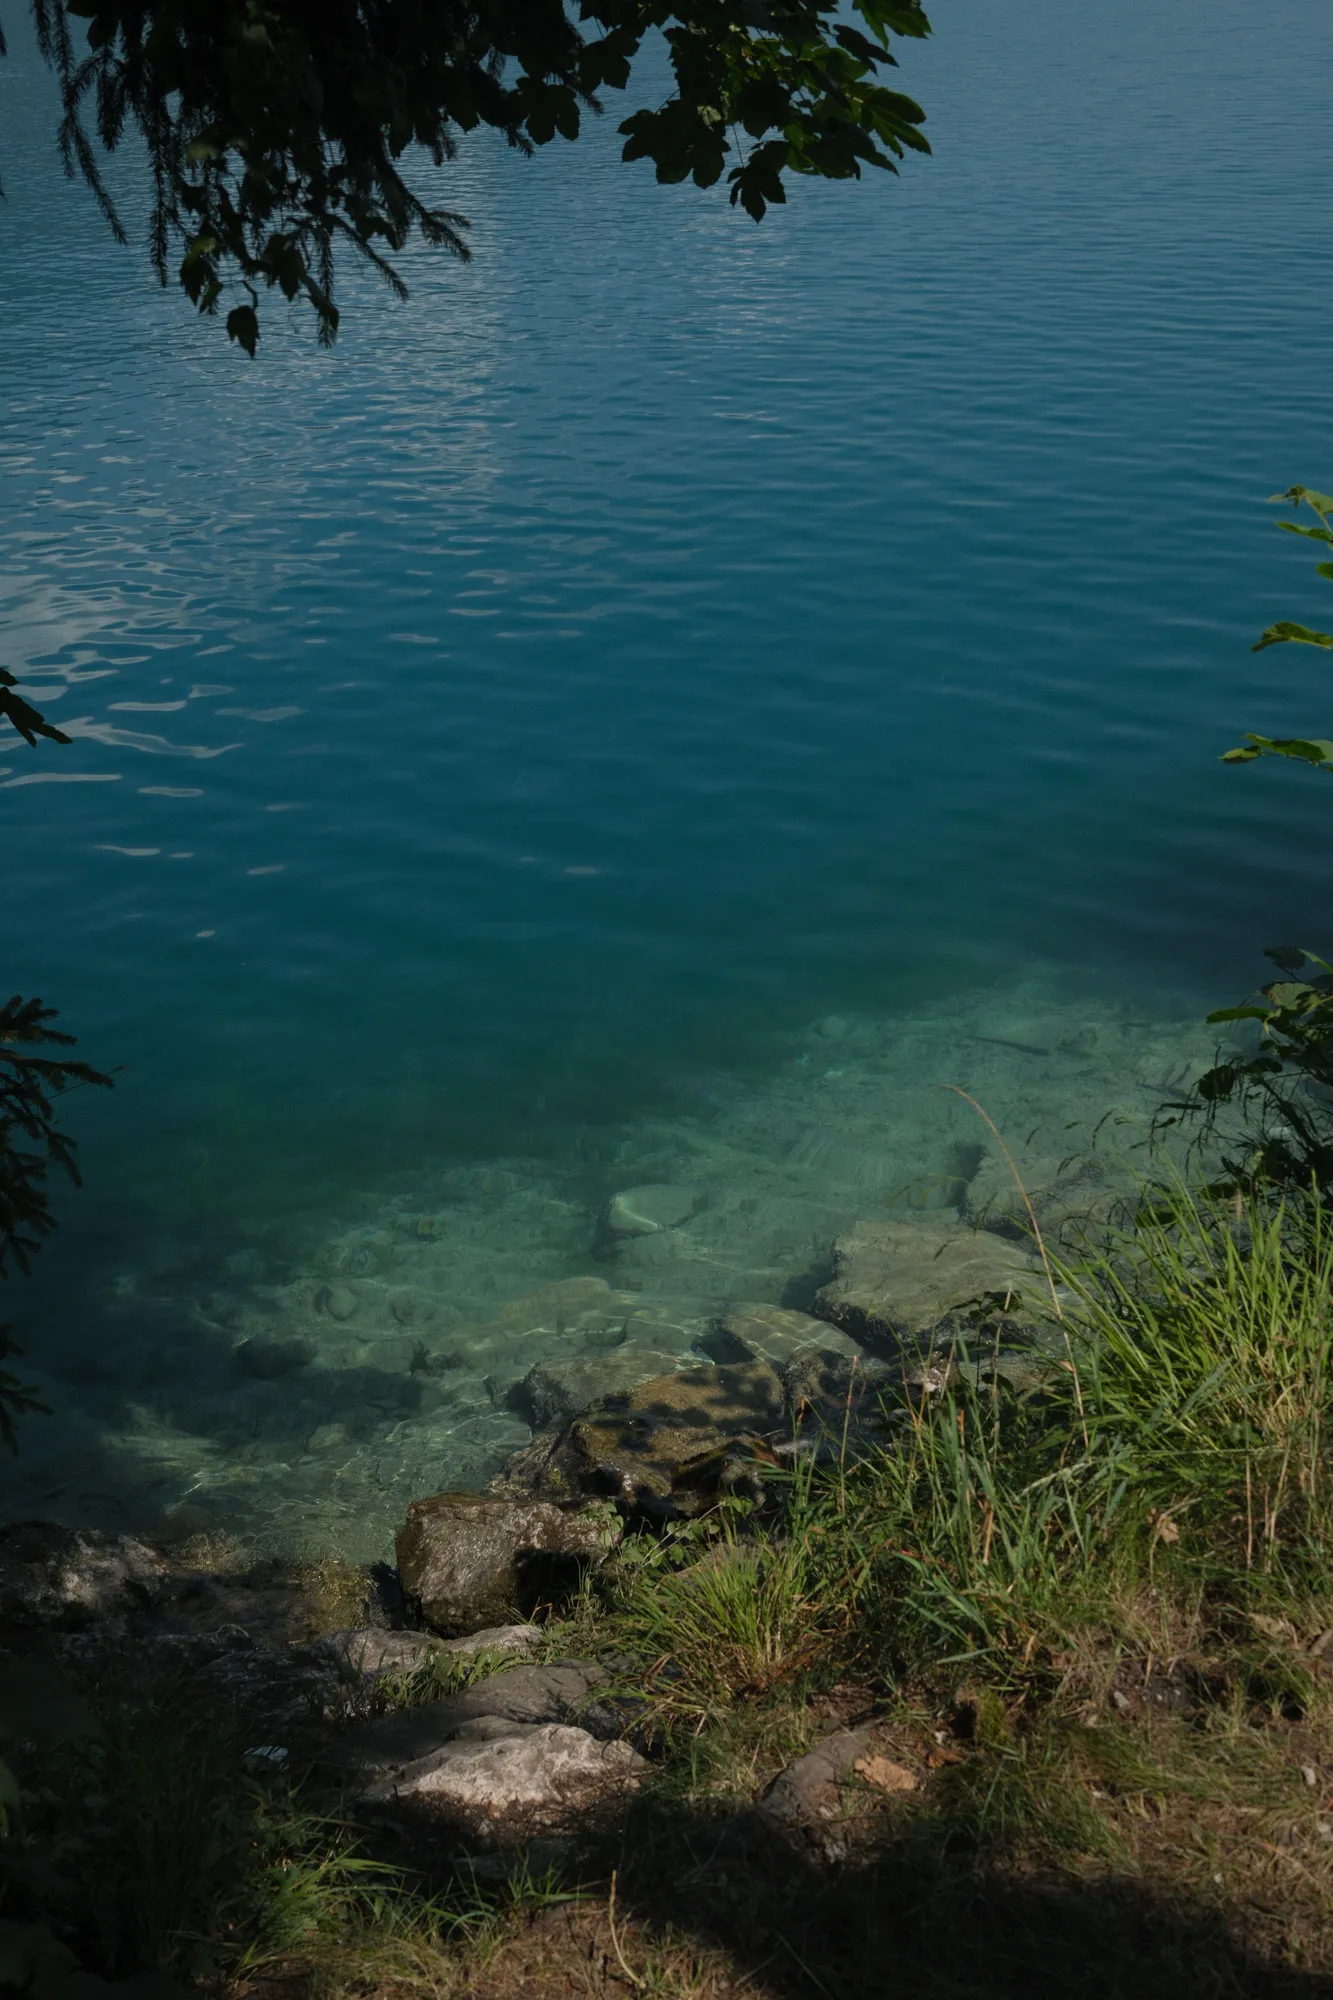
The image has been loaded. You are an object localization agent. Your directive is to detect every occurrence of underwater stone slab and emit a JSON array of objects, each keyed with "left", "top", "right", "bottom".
[
  {"left": 395, "top": 1494, "right": 620, "bottom": 1635},
  {"left": 963, "top": 1150, "right": 1115, "bottom": 1246},
  {"left": 513, "top": 1349, "right": 682, "bottom": 1431},
  {"left": 605, "top": 1184, "right": 698, "bottom": 1236},
  {"left": 441, "top": 1277, "right": 636, "bottom": 1364},
  {"left": 815, "top": 1220, "right": 1041, "bottom": 1348},
  {"left": 707, "top": 1303, "right": 862, "bottom": 1368},
  {"left": 234, "top": 1334, "right": 316, "bottom": 1379},
  {"left": 620, "top": 1303, "right": 715, "bottom": 1356}
]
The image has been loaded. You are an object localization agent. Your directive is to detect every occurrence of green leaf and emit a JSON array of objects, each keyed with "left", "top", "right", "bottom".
[
  {"left": 1264, "top": 945, "right": 1308, "bottom": 973},
  {"left": 1252, "top": 621, "right": 1333, "bottom": 652},
  {"left": 1265, "top": 981, "right": 1321, "bottom": 1009},
  {"left": 1270, "top": 486, "right": 1333, "bottom": 517},
  {"left": 1222, "top": 734, "right": 1333, "bottom": 768}
]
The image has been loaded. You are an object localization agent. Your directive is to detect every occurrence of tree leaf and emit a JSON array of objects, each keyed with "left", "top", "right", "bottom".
[
  {"left": 1252, "top": 621, "right": 1333, "bottom": 653},
  {"left": 225, "top": 303, "right": 259, "bottom": 357}
]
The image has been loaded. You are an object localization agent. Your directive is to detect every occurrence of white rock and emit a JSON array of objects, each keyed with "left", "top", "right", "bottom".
[
  {"left": 359, "top": 1721, "right": 647, "bottom": 1838},
  {"left": 441, "top": 1623, "right": 545, "bottom": 1661}
]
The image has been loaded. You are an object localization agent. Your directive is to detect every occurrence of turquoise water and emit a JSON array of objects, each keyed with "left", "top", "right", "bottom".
[{"left": 1, "top": 0, "right": 1331, "bottom": 1556}]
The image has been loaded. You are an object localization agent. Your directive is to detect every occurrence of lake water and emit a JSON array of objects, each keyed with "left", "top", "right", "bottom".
[{"left": 1, "top": 0, "right": 1331, "bottom": 1559}]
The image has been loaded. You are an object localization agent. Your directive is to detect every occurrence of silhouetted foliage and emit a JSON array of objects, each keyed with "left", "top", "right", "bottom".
[
  {"left": 1, "top": 681, "right": 113, "bottom": 1449},
  {"left": 6, "top": 0, "right": 932, "bottom": 352}
]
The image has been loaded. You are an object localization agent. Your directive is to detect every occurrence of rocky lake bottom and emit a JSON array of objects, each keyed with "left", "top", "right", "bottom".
[{"left": 0, "top": 969, "right": 1222, "bottom": 1561}]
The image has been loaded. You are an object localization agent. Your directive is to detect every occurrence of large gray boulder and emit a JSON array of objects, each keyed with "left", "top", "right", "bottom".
[
  {"left": 395, "top": 1494, "right": 619, "bottom": 1635},
  {"left": 815, "top": 1220, "right": 1041, "bottom": 1349}
]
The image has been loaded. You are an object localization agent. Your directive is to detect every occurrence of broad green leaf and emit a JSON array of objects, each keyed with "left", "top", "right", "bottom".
[
  {"left": 1252, "top": 621, "right": 1333, "bottom": 653},
  {"left": 1222, "top": 734, "right": 1333, "bottom": 767},
  {"left": 1277, "top": 521, "right": 1333, "bottom": 546},
  {"left": 1265, "top": 982, "right": 1321, "bottom": 1009}
]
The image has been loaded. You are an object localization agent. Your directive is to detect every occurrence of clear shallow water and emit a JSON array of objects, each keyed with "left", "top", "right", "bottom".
[{"left": 1, "top": 0, "right": 1331, "bottom": 1555}]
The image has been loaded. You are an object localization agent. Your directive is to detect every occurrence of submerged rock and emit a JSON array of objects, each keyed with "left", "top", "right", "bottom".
[
  {"left": 963, "top": 1150, "right": 1116, "bottom": 1246},
  {"left": 234, "top": 1334, "right": 316, "bottom": 1379},
  {"left": 815, "top": 1220, "right": 1040, "bottom": 1349},
  {"left": 605, "top": 1184, "right": 698, "bottom": 1237},
  {"left": 705, "top": 1302, "right": 862, "bottom": 1369},
  {"left": 512, "top": 1349, "right": 682, "bottom": 1431},
  {"left": 395, "top": 1494, "right": 620, "bottom": 1635},
  {"left": 445, "top": 1277, "right": 636, "bottom": 1364},
  {"left": 619, "top": 1303, "right": 714, "bottom": 1356}
]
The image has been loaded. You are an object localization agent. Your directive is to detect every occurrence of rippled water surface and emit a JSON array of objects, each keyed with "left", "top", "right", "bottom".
[{"left": 1, "top": 0, "right": 1331, "bottom": 1554}]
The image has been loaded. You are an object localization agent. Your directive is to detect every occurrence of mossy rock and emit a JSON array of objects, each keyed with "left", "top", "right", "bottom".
[{"left": 570, "top": 1361, "right": 784, "bottom": 1504}]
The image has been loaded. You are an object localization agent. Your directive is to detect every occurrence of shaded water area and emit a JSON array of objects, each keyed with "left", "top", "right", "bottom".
[{"left": 1, "top": 0, "right": 1331, "bottom": 1556}]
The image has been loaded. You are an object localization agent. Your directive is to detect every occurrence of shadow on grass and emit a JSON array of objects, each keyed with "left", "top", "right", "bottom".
[{"left": 565, "top": 1791, "right": 1333, "bottom": 2000}]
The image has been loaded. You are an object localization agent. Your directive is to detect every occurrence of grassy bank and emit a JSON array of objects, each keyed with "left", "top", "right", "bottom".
[{"left": 7, "top": 1181, "right": 1333, "bottom": 1998}]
